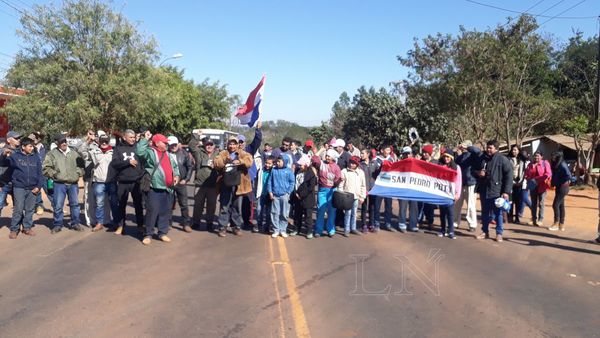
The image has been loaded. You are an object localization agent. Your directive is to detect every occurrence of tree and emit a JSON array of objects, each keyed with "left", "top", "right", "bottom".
[
  {"left": 330, "top": 92, "right": 351, "bottom": 137},
  {"left": 1, "top": 0, "right": 159, "bottom": 138},
  {"left": 309, "top": 121, "right": 334, "bottom": 146},
  {"left": 342, "top": 86, "right": 406, "bottom": 149}
]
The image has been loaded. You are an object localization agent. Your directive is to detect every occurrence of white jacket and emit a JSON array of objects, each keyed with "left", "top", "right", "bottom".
[
  {"left": 89, "top": 146, "right": 113, "bottom": 183},
  {"left": 339, "top": 168, "right": 366, "bottom": 200}
]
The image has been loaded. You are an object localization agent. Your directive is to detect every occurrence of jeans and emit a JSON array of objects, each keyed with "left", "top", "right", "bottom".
[
  {"left": 93, "top": 182, "right": 118, "bottom": 225},
  {"left": 271, "top": 194, "right": 290, "bottom": 234},
  {"left": 256, "top": 194, "right": 272, "bottom": 232},
  {"left": 115, "top": 181, "right": 144, "bottom": 227},
  {"left": 53, "top": 182, "right": 81, "bottom": 228},
  {"left": 481, "top": 190, "right": 504, "bottom": 235},
  {"left": 553, "top": 185, "right": 569, "bottom": 224},
  {"left": 293, "top": 202, "right": 314, "bottom": 235},
  {"left": 418, "top": 202, "right": 435, "bottom": 225},
  {"left": 172, "top": 184, "right": 190, "bottom": 224},
  {"left": 344, "top": 199, "right": 359, "bottom": 232},
  {"left": 193, "top": 186, "right": 218, "bottom": 229},
  {"left": 315, "top": 187, "right": 336, "bottom": 235},
  {"left": 439, "top": 203, "right": 455, "bottom": 235},
  {"left": 518, "top": 188, "right": 532, "bottom": 217},
  {"left": 145, "top": 189, "right": 172, "bottom": 237},
  {"left": 0, "top": 183, "right": 13, "bottom": 215},
  {"left": 359, "top": 195, "right": 376, "bottom": 228},
  {"left": 218, "top": 186, "right": 243, "bottom": 230},
  {"left": 530, "top": 190, "right": 546, "bottom": 223},
  {"left": 398, "top": 199, "right": 419, "bottom": 230},
  {"left": 374, "top": 196, "right": 392, "bottom": 228},
  {"left": 454, "top": 185, "right": 477, "bottom": 229},
  {"left": 10, "top": 187, "right": 37, "bottom": 232}
]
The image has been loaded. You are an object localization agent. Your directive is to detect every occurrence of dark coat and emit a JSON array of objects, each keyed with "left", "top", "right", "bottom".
[
  {"left": 456, "top": 146, "right": 480, "bottom": 187},
  {"left": 111, "top": 142, "right": 146, "bottom": 183},
  {"left": 295, "top": 167, "right": 317, "bottom": 208},
  {"left": 8, "top": 150, "right": 45, "bottom": 189},
  {"left": 474, "top": 152, "right": 513, "bottom": 198}
]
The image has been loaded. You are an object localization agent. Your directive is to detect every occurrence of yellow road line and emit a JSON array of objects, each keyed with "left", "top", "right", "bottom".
[
  {"left": 276, "top": 238, "right": 312, "bottom": 338},
  {"left": 268, "top": 237, "right": 287, "bottom": 338}
]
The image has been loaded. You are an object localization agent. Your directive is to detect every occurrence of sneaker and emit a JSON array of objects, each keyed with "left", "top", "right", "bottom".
[
  {"left": 9, "top": 231, "right": 18, "bottom": 239},
  {"left": 328, "top": 231, "right": 335, "bottom": 238},
  {"left": 350, "top": 229, "right": 362, "bottom": 236},
  {"left": 218, "top": 229, "right": 227, "bottom": 237},
  {"left": 399, "top": 228, "right": 407, "bottom": 233},
  {"left": 51, "top": 226, "right": 62, "bottom": 234},
  {"left": 468, "top": 227, "right": 476, "bottom": 233},
  {"left": 233, "top": 227, "right": 242, "bottom": 236},
  {"left": 496, "top": 234, "right": 503, "bottom": 242},
  {"left": 559, "top": 223, "right": 565, "bottom": 232},
  {"left": 159, "top": 235, "right": 171, "bottom": 243},
  {"left": 476, "top": 232, "right": 489, "bottom": 240},
  {"left": 385, "top": 226, "right": 398, "bottom": 233},
  {"left": 548, "top": 223, "right": 560, "bottom": 231},
  {"left": 35, "top": 206, "right": 44, "bottom": 215},
  {"left": 314, "top": 234, "right": 321, "bottom": 238},
  {"left": 71, "top": 224, "right": 85, "bottom": 232},
  {"left": 306, "top": 233, "right": 314, "bottom": 239},
  {"left": 371, "top": 226, "right": 379, "bottom": 233},
  {"left": 92, "top": 224, "right": 104, "bottom": 232},
  {"left": 362, "top": 226, "right": 368, "bottom": 234},
  {"left": 448, "top": 233, "right": 456, "bottom": 239},
  {"left": 114, "top": 225, "right": 123, "bottom": 235},
  {"left": 183, "top": 225, "right": 193, "bottom": 233},
  {"left": 271, "top": 232, "right": 279, "bottom": 238},
  {"left": 252, "top": 226, "right": 259, "bottom": 233},
  {"left": 409, "top": 228, "right": 420, "bottom": 233},
  {"left": 343, "top": 231, "right": 350, "bottom": 237},
  {"left": 281, "top": 232, "right": 289, "bottom": 238},
  {"left": 22, "top": 229, "right": 36, "bottom": 236},
  {"left": 437, "top": 232, "right": 444, "bottom": 237},
  {"left": 142, "top": 236, "right": 152, "bottom": 245},
  {"left": 289, "top": 230, "right": 298, "bottom": 236}
]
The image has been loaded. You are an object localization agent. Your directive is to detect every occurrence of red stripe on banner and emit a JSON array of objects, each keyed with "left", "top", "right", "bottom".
[
  {"left": 381, "top": 158, "right": 457, "bottom": 182},
  {"left": 236, "top": 76, "right": 265, "bottom": 117}
]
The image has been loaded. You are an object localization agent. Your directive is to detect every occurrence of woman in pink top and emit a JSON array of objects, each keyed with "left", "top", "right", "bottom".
[
  {"left": 524, "top": 151, "right": 552, "bottom": 227},
  {"left": 312, "top": 150, "right": 342, "bottom": 237}
]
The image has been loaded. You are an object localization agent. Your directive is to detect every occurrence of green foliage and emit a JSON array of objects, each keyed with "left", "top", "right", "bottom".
[
  {"left": 235, "top": 120, "right": 312, "bottom": 147},
  {"left": 309, "top": 122, "right": 334, "bottom": 146},
  {"left": 0, "top": 0, "right": 236, "bottom": 142}
]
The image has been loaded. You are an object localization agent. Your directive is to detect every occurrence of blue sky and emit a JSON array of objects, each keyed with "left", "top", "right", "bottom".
[{"left": 1, "top": 0, "right": 598, "bottom": 126}]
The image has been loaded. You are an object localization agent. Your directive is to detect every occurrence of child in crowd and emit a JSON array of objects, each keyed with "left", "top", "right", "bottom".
[
  {"left": 256, "top": 156, "right": 274, "bottom": 233},
  {"left": 292, "top": 154, "right": 318, "bottom": 238},
  {"left": 267, "top": 156, "right": 295, "bottom": 238},
  {"left": 339, "top": 156, "right": 366, "bottom": 237}
]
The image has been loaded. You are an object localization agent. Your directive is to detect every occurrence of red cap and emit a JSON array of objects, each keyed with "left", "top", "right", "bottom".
[
  {"left": 152, "top": 134, "right": 168, "bottom": 144},
  {"left": 422, "top": 144, "right": 433, "bottom": 156},
  {"left": 350, "top": 156, "right": 361, "bottom": 164},
  {"left": 305, "top": 139, "right": 314, "bottom": 147}
]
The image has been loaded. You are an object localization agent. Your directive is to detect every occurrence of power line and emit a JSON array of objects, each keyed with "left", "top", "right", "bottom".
[
  {"left": 539, "top": 0, "right": 588, "bottom": 26},
  {"left": 465, "top": 0, "right": 596, "bottom": 19},
  {"left": 523, "top": 0, "right": 547, "bottom": 13},
  {"left": 0, "top": 0, "right": 24, "bottom": 15},
  {"left": 535, "top": 0, "right": 566, "bottom": 17}
]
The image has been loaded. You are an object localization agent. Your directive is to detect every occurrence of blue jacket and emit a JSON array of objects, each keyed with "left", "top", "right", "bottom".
[
  {"left": 266, "top": 161, "right": 295, "bottom": 197},
  {"left": 551, "top": 161, "right": 572, "bottom": 187},
  {"left": 8, "top": 150, "right": 45, "bottom": 189},
  {"left": 456, "top": 146, "right": 481, "bottom": 186}
]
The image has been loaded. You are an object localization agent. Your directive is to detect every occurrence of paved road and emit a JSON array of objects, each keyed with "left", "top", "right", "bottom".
[{"left": 0, "top": 186, "right": 599, "bottom": 337}]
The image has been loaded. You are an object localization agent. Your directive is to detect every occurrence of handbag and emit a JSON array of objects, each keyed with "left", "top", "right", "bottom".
[
  {"left": 140, "top": 152, "right": 166, "bottom": 192},
  {"left": 223, "top": 164, "right": 241, "bottom": 187},
  {"left": 333, "top": 190, "right": 354, "bottom": 210}
]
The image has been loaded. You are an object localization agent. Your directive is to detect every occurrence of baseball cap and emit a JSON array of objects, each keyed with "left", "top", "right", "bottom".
[
  {"left": 227, "top": 136, "right": 239, "bottom": 144},
  {"left": 334, "top": 139, "right": 346, "bottom": 148},
  {"left": 402, "top": 146, "right": 412, "bottom": 154},
  {"left": 201, "top": 137, "right": 214, "bottom": 146},
  {"left": 152, "top": 134, "right": 168, "bottom": 144},
  {"left": 422, "top": 144, "right": 433, "bottom": 156},
  {"left": 349, "top": 156, "right": 360, "bottom": 164},
  {"left": 99, "top": 134, "right": 110, "bottom": 143},
  {"left": 54, "top": 133, "right": 67, "bottom": 143},
  {"left": 238, "top": 135, "right": 246, "bottom": 143},
  {"left": 6, "top": 131, "right": 21, "bottom": 139},
  {"left": 304, "top": 140, "right": 314, "bottom": 148},
  {"left": 167, "top": 136, "right": 179, "bottom": 146}
]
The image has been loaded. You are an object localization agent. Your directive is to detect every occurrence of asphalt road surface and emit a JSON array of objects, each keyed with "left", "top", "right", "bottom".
[{"left": 0, "top": 186, "right": 599, "bottom": 338}]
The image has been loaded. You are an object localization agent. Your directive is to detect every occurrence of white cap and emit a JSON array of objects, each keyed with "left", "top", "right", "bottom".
[
  {"left": 326, "top": 149, "right": 339, "bottom": 159},
  {"left": 97, "top": 130, "right": 106, "bottom": 137},
  {"left": 402, "top": 146, "right": 412, "bottom": 154},
  {"left": 167, "top": 136, "right": 179, "bottom": 145},
  {"left": 334, "top": 139, "right": 346, "bottom": 148}
]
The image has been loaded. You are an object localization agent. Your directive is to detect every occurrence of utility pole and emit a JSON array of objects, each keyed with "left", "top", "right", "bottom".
[{"left": 595, "top": 16, "right": 600, "bottom": 121}]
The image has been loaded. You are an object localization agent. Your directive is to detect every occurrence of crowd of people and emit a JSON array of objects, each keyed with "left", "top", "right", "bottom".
[{"left": 1, "top": 124, "right": 599, "bottom": 245}]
